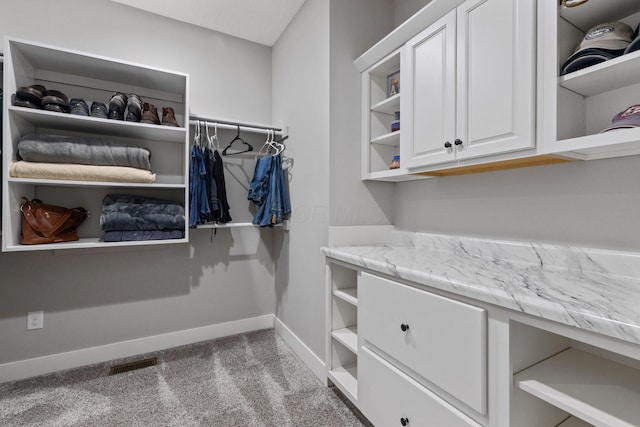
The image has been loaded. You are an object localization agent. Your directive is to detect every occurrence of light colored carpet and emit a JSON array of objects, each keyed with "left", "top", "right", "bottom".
[{"left": 0, "top": 329, "right": 370, "bottom": 427}]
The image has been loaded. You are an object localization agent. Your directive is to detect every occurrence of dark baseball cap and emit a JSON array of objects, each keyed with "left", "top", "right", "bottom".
[
  {"left": 562, "top": 22, "right": 633, "bottom": 75},
  {"left": 600, "top": 105, "right": 640, "bottom": 133}
]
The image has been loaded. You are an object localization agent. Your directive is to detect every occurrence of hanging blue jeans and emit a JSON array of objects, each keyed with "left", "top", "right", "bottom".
[
  {"left": 248, "top": 155, "right": 273, "bottom": 206},
  {"left": 189, "top": 145, "right": 210, "bottom": 228},
  {"left": 251, "top": 154, "right": 291, "bottom": 227}
]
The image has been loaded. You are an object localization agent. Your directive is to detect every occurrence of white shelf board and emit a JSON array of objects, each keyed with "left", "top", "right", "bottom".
[
  {"left": 332, "top": 326, "right": 358, "bottom": 355},
  {"left": 559, "top": 0, "right": 640, "bottom": 32},
  {"left": 3, "top": 236, "right": 187, "bottom": 252},
  {"left": 370, "top": 130, "right": 400, "bottom": 146},
  {"left": 558, "top": 417, "right": 592, "bottom": 427},
  {"left": 7, "top": 177, "right": 185, "bottom": 189},
  {"left": 548, "top": 127, "right": 640, "bottom": 159},
  {"left": 328, "top": 364, "right": 358, "bottom": 402},
  {"left": 371, "top": 94, "right": 400, "bottom": 115},
  {"left": 333, "top": 288, "right": 358, "bottom": 306},
  {"left": 366, "top": 168, "right": 430, "bottom": 182},
  {"left": 9, "top": 106, "right": 186, "bottom": 143},
  {"left": 514, "top": 348, "right": 640, "bottom": 427},
  {"left": 559, "top": 50, "right": 640, "bottom": 97}
]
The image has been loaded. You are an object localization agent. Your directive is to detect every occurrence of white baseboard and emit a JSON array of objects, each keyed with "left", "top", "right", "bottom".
[
  {"left": 274, "top": 317, "right": 326, "bottom": 382},
  {"left": 0, "top": 314, "right": 275, "bottom": 384}
]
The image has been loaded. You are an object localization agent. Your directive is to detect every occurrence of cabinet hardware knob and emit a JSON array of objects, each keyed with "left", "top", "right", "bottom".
[
  {"left": 444, "top": 141, "right": 452, "bottom": 148},
  {"left": 400, "top": 324, "right": 410, "bottom": 332},
  {"left": 454, "top": 138, "right": 463, "bottom": 146},
  {"left": 401, "top": 417, "right": 410, "bottom": 426}
]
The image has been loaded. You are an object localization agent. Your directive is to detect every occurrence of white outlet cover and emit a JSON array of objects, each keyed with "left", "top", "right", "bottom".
[{"left": 27, "top": 311, "right": 43, "bottom": 330}]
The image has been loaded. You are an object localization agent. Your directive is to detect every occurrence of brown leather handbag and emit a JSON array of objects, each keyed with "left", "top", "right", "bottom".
[{"left": 20, "top": 197, "right": 88, "bottom": 245}]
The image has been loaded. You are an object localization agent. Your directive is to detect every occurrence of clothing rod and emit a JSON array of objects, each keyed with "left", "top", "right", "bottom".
[{"left": 189, "top": 114, "right": 284, "bottom": 134}]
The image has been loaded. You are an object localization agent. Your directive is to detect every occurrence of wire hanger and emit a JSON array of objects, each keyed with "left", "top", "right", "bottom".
[
  {"left": 257, "top": 129, "right": 278, "bottom": 157},
  {"left": 205, "top": 121, "right": 220, "bottom": 151},
  {"left": 222, "top": 125, "right": 253, "bottom": 156},
  {"left": 194, "top": 120, "right": 202, "bottom": 148}
]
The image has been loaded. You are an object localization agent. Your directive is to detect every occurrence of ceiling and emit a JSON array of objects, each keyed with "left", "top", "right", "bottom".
[{"left": 109, "top": 0, "right": 306, "bottom": 46}]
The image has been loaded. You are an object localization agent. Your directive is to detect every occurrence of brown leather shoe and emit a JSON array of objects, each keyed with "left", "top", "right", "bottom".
[
  {"left": 141, "top": 102, "right": 160, "bottom": 125},
  {"left": 161, "top": 106, "right": 179, "bottom": 127}
]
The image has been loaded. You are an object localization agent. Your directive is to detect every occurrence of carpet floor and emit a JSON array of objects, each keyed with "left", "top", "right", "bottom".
[{"left": 0, "top": 329, "right": 371, "bottom": 427}]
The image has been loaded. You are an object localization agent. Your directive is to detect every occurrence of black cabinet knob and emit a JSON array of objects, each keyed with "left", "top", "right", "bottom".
[
  {"left": 400, "top": 324, "right": 410, "bottom": 332},
  {"left": 454, "top": 138, "right": 463, "bottom": 146},
  {"left": 444, "top": 141, "right": 452, "bottom": 148},
  {"left": 401, "top": 417, "right": 409, "bottom": 426}
]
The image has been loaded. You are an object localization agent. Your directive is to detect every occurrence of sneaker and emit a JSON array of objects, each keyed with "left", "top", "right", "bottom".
[
  {"left": 16, "top": 84, "right": 47, "bottom": 105},
  {"left": 125, "top": 93, "right": 142, "bottom": 122},
  {"left": 140, "top": 102, "right": 160, "bottom": 125},
  {"left": 69, "top": 98, "right": 89, "bottom": 116},
  {"left": 161, "top": 106, "right": 179, "bottom": 127},
  {"left": 90, "top": 102, "right": 108, "bottom": 119},
  {"left": 41, "top": 89, "right": 70, "bottom": 112},
  {"left": 14, "top": 98, "right": 40, "bottom": 109},
  {"left": 108, "top": 92, "right": 127, "bottom": 120},
  {"left": 42, "top": 103, "right": 70, "bottom": 113}
]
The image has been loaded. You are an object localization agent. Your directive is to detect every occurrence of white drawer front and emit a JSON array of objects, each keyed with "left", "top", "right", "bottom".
[
  {"left": 359, "top": 272, "right": 486, "bottom": 413},
  {"left": 360, "top": 346, "right": 481, "bottom": 427}
]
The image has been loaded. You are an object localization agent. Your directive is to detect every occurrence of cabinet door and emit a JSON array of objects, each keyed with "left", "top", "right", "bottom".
[
  {"left": 401, "top": 10, "right": 456, "bottom": 168},
  {"left": 455, "top": 0, "right": 535, "bottom": 160}
]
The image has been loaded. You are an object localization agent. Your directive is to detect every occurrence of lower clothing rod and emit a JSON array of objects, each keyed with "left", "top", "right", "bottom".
[{"left": 188, "top": 121, "right": 284, "bottom": 136}]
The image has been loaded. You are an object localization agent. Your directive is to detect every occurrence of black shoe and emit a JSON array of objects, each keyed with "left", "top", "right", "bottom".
[
  {"left": 69, "top": 98, "right": 89, "bottom": 116},
  {"left": 14, "top": 98, "right": 40, "bottom": 109},
  {"left": 41, "top": 89, "right": 70, "bottom": 112},
  {"left": 125, "top": 93, "right": 142, "bottom": 122},
  {"left": 90, "top": 102, "right": 108, "bottom": 119},
  {"left": 16, "top": 84, "right": 47, "bottom": 105},
  {"left": 108, "top": 92, "right": 127, "bottom": 120}
]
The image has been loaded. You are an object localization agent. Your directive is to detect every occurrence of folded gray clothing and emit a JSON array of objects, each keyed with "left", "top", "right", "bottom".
[
  {"left": 18, "top": 133, "right": 152, "bottom": 170},
  {"left": 101, "top": 194, "right": 185, "bottom": 231},
  {"left": 103, "top": 230, "right": 185, "bottom": 242}
]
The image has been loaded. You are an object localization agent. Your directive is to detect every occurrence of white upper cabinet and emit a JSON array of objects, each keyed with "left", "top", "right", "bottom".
[{"left": 402, "top": 0, "right": 536, "bottom": 170}]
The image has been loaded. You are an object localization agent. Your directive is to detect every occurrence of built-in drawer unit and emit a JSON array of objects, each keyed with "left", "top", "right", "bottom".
[
  {"left": 359, "top": 346, "right": 482, "bottom": 427},
  {"left": 358, "top": 272, "right": 487, "bottom": 414}
]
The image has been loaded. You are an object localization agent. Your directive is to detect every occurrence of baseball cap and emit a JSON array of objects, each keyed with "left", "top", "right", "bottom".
[
  {"left": 624, "top": 24, "right": 640, "bottom": 54},
  {"left": 561, "top": 22, "right": 633, "bottom": 75},
  {"left": 600, "top": 105, "right": 640, "bottom": 133}
]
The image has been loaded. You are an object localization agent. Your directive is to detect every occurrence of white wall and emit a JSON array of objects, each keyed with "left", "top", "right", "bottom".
[
  {"left": 395, "top": 0, "right": 433, "bottom": 27},
  {"left": 272, "top": 0, "right": 330, "bottom": 359},
  {"left": 0, "top": 0, "right": 276, "bottom": 365},
  {"left": 329, "top": 0, "right": 396, "bottom": 227}
]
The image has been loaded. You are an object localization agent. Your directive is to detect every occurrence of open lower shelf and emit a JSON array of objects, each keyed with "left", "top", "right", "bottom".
[
  {"left": 9, "top": 106, "right": 187, "bottom": 143},
  {"left": 3, "top": 236, "right": 187, "bottom": 252},
  {"left": 514, "top": 347, "right": 640, "bottom": 427},
  {"left": 333, "top": 287, "right": 358, "bottom": 306},
  {"left": 332, "top": 326, "right": 358, "bottom": 354},
  {"left": 8, "top": 177, "right": 185, "bottom": 188},
  {"left": 549, "top": 127, "right": 640, "bottom": 160},
  {"left": 371, "top": 93, "right": 400, "bottom": 115},
  {"left": 328, "top": 364, "right": 358, "bottom": 402},
  {"left": 365, "top": 168, "right": 429, "bottom": 182},
  {"left": 370, "top": 130, "right": 400, "bottom": 146}
]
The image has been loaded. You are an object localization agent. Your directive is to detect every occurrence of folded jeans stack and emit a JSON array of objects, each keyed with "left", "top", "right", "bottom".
[{"left": 100, "top": 194, "right": 185, "bottom": 242}]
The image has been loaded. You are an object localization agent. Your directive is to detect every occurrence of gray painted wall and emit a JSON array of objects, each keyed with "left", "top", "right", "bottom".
[
  {"left": 272, "top": 0, "right": 330, "bottom": 359},
  {"left": 0, "top": 0, "right": 276, "bottom": 364},
  {"left": 395, "top": 0, "right": 433, "bottom": 27},
  {"left": 329, "top": 0, "right": 395, "bottom": 227}
]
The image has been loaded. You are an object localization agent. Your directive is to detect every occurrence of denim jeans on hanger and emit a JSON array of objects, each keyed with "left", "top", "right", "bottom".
[
  {"left": 248, "top": 155, "right": 273, "bottom": 206},
  {"left": 189, "top": 145, "right": 210, "bottom": 228},
  {"left": 252, "top": 154, "right": 290, "bottom": 227}
]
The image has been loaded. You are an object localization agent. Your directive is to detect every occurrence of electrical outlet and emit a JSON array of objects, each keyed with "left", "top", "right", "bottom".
[{"left": 27, "top": 311, "right": 43, "bottom": 330}]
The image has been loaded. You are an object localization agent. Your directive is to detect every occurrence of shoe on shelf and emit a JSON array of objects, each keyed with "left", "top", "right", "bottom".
[
  {"left": 125, "top": 93, "right": 142, "bottom": 122},
  {"left": 140, "top": 102, "right": 160, "bottom": 125},
  {"left": 90, "top": 102, "right": 108, "bottom": 119},
  {"left": 16, "top": 84, "right": 47, "bottom": 106},
  {"left": 41, "top": 90, "right": 70, "bottom": 113},
  {"left": 161, "top": 106, "right": 179, "bottom": 127},
  {"left": 69, "top": 98, "right": 89, "bottom": 116},
  {"left": 108, "top": 92, "right": 127, "bottom": 120},
  {"left": 13, "top": 98, "right": 40, "bottom": 109}
]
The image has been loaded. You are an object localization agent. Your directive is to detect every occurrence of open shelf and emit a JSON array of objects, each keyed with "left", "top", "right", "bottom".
[
  {"left": 328, "top": 364, "right": 358, "bottom": 402},
  {"left": 371, "top": 93, "right": 400, "bottom": 115},
  {"left": 333, "top": 287, "right": 358, "bottom": 306},
  {"left": 370, "top": 130, "right": 400, "bottom": 146},
  {"left": 332, "top": 326, "right": 358, "bottom": 355},
  {"left": 366, "top": 168, "right": 428, "bottom": 182},
  {"left": 559, "top": 50, "right": 640, "bottom": 97},
  {"left": 7, "top": 177, "right": 185, "bottom": 189},
  {"left": 9, "top": 106, "right": 186, "bottom": 143},
  {"left": 3, "top": 236, "right": 187, "bottom": 252},
  {"left": 514, "top": 348, "right": 640, "bottom": 427}
]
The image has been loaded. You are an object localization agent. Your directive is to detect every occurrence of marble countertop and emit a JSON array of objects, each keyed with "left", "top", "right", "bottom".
[{"left": 322, "top": 231, "right": 640, "bottom": 345}]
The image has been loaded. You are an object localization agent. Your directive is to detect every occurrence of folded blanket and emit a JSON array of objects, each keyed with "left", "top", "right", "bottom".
[
  {"left": 10, "top": 161, "right": 156, "bottom": 183},
  {"left": 101, "top": 194, "right": 185, "bottom": 231},
  {"left": 103, "top": 230, "right": 185, "bottom": 242},
  {"left": 18, "top": 133, "right": 152, "bottom": 170}
]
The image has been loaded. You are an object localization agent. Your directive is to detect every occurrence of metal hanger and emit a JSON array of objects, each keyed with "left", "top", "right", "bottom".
[
  {"left": 205, "top": 121, "right": 220, "bottom": 150},
  {"left": 222, "top": 125, "right": 253, "bottom": 156}
]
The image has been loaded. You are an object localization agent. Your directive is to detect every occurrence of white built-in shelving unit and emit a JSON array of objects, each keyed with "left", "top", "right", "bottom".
[{"left": 2, "top": 38, "right": 189, "bottom": 251}]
